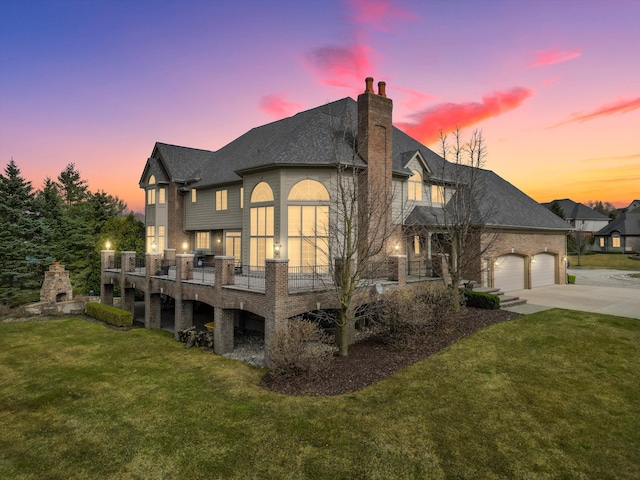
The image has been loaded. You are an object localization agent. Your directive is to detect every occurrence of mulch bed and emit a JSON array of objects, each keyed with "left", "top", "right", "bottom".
[{"left": 260, "top": 307, "right": 521, "bottom": 396}]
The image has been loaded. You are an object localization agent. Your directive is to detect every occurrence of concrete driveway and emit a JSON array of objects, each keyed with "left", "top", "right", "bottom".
[{"left": 504, "top": 269, "right": 640, "bottom": 319}]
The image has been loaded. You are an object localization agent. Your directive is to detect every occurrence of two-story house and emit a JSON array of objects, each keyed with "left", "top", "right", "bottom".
[{"left": 102, "top": 77, "right": 569, "bottom": 359}]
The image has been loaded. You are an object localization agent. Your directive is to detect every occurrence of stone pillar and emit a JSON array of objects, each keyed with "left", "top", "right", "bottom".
[
  {"left": 213, "top": 307, "right": 235, "bottom": 354},
  {"left": 176, "top": 253, "right": 194, "bottom": 281},
  {"left": 174, "top": 297, "right": 193, "bottom": 339},
  {"left": 145, "top": 252, "right": 163, "bottom": 329},
  {"left": 387, "top": 255, "right": 407, "bottom": 287},
  {"left": 122, "top": 286, "right": 135, "bottom": 315},
  {"left": 214, "top": 256, "right": 235, "bottom": 286},
  {"left": 121, "top": 251, "right": 136, "bottom": 273},
  {"left": 264, "top": 258, "right": 289, "bottom": 366},
  {"left": 100, "top": 250, "right": 115, "bottom": 306},
  {"left": 147, "top": 293, "right": 162, "bottom": 329}
]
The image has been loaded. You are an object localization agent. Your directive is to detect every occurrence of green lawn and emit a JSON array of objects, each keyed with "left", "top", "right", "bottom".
[
  {"left": 569, "top": 253, "right": 640, "bottom": 270},
  {"left": 1, "top": 312, "right": 639, "bottom": 479}
]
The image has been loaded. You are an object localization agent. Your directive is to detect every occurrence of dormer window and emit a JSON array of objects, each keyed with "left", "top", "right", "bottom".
[
  {"left": 148, "top": 175, "right": 156, "bottom": 185},
  {"left": 408, "top": 170, "right": 423, "bottom": 201}
]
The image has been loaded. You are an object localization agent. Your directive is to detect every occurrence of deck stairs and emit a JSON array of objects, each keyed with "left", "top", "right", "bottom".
[{"left": 461, "top": 281, "right": 527, "bottom": 308}]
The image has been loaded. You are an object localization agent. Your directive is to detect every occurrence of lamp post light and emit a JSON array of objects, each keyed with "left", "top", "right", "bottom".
[
  {"left": 105, "top": 240, "right": 111, "bottom": 250},
  {"left": 394, "top": 243, "right": 400, "bottom": 254},
  {"left": 151, "top": 242, "right": 157, "bottom": 252},
  {"left": 182, "top": 241, "right": 188, "bottom": 254},
  {"left": 274, "top": 244, "right": 281, "bottom": 258}
]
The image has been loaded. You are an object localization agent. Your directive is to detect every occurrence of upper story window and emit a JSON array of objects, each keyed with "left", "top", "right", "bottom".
[
  {"left": 148, "top": 175, "right": 156, "bottom": 185},
  {"left": 147, "top": 189, "right": 156, "bottom": 205},
  {"left": 240, "top": 187, "right": 244, "bottom": 209},
  {"left": 408, "top": 170, "right": 423, "bottom": 201},
  {"left": 251, "top": 182, "right": 274, "bottom": 203},
  {"left": 216, "top": 190, "right": 228, "bottom": 210},
  {"left": 431, "top": 185, "right": 445, "bottom": 204},
  {"left": 191, "top": 189, "right": 197, "bottom": 203},
  {"left": 158, "top": 187, "right": 166, "bottom": 204},
  {"left": 288, "top": 179, "right": 330, "bottom": 201}
]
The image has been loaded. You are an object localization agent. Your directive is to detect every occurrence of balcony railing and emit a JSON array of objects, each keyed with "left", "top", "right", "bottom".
[
  {"left": 288, "top": 265, "right": 332, "bottom": 291},
  {"left": 189, "top": 265, "right": 216, "bottom": 285},
  {"left": 134, "top": 257, "right": 146, "bottom": 275},
  {"left": 234, "top": 265, "right": 265, "bottom": 290},
  {"left": 407, "top": 259, "right": 433, "bottom": 278}
]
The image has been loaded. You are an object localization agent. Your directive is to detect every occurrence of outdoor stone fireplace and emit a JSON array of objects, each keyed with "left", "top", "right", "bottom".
[{"left": 40, "top": 262, "right": 73, "bottom": 303}]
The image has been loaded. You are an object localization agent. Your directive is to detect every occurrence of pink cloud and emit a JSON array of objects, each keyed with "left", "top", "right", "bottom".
[
  {"left": 542, "top": 76, "right": 559, "bottom": 86},
  {"left": 259, "top": 94, "right": 304, "bottom": 119},
  {"left": 529, "top": 48, "right": 581, "bottom": 67},
  {"left": 398, "top": 88, "right": 534, "bottom": 144},
  {"left": 348, "top": 0, "right": 415, "bottom": 30},
  {"left": 551, "top": 97, "right": 640, "bottom": 127},
  {"left": 304, "top": 44, "right": 373, "bottom": 88}
]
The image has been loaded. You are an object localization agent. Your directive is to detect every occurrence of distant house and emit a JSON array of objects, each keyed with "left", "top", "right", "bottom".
[
  {"left": 624, "top": 199, "right": 640, "bottom": 212},
  {"left": 593, "top": 212, "right": 640, "bottom": 253},
  {"left": 542, "top": 199, "right": 610, "bottom": 233}
]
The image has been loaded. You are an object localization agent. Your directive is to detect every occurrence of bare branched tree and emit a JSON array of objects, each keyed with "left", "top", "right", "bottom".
[
  {"left": 568, "top": 222, "right": 592, "bottom": 266},
  {"left": 427, "top": 128, "right": 498, "bottom": 288}
]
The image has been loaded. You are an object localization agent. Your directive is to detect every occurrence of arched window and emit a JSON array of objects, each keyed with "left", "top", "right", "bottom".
[
  {"left": 408, "top": 170, "right": 422, "bottom": 201},
  {"left": 148, "top": 175, "right": 156, "bottom": 185},
  {"left": 251, "top": 182, "right": 274, "bottom": 202},
  {"left": 287, "top": 179, "right": 329, "bottom": 269},
  {"left": 250, "top": 182, "right": 274, "bottom": 266}
]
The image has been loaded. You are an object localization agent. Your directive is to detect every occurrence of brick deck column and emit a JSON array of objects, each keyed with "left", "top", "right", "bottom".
[
  {"left": 388, "top": 255, "right": 407, "bottom": 287},
  {"left": 174, "top": 253, "right": 195, "bottom": 339},
  {"left": 213, "top": 307, "right": 235, "bottom": 354},
  {"left": 264, "top": 258, "right": 289, "bottom": 366},
  {"left": 119, "top": 251, "right": 137, "bottom": 314},
  {"left": 145, "top": 252, "right": 162, "bottom": 329},
  {"left": 100, "top": 250, "right": 115, "bottom": 306},
  {"left": 214, "top": 256, "right": 236, "bottom": 286}
]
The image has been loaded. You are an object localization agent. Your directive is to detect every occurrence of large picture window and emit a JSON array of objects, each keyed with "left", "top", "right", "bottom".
[
  {"left": 287, "top": 180, "right": 330, "bottom": 268},
  {"left": 250, "top": 182, "right": 274, "bottom": 266}
]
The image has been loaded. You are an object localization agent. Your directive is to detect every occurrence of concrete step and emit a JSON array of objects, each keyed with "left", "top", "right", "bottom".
[{"left": 500, "top": 296, "right": 527, "bottom": 308}]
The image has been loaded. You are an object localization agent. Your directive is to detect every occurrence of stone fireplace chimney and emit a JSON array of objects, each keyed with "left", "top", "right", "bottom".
[
  {"left": 357, "top": 77, "right": 394, "bottom": 268},
  {"left": 40, "top": 262, "right": 73, "bottom": 303}
]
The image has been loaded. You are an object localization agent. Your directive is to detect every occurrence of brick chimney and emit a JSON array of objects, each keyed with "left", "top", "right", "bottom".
[{"left": 357, "top": 77, "right": 394, "bottom": 272}]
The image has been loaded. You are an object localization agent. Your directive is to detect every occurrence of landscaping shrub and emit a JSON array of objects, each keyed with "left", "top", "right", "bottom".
[
  {"left": 85, "top": 302, "right": 133, "bottom": 327},
  {"left": 269, "top": 318, "right": 335, "bottom": 378},
  {"left": 376, "top": 283, "right": 461, "bottom": 348},
  {"left": 462, "top": 290, "right": 500, "bottom": 310},
  {"left": 567, "top": 274, "right": 576, "bottom": 284}
]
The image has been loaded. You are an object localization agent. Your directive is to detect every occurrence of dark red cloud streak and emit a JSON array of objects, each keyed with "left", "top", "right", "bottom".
[
  {"left": 259, "top": 94, "right": 304, "bottom": 119},
  {"left": 552, "top": 97, "right": 640, "bottom": 127},
  {"left": 398, "top": 88, "right": 534, "bottom": 144},
  {"left": 530, "top": 48, "right": 581, "bottom": 67}
]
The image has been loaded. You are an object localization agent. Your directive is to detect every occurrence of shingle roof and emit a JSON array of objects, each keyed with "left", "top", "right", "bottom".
[
  {"left": 139, "top": 143, "right": 215, "bottom": 187},
  {"left": 406, "top": 169, "right": 571, "bottom": 230},
  {"left": 144, "top": 96, "right": 569, "bottom": 231},
  {"left": 541, "top": 199, "right": 609, "bottom": 221},
  {"left": 595, "top": 212, "right": 640, "bottom": 236}
]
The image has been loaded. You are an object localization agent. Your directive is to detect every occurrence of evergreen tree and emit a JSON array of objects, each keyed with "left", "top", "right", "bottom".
[
  {"left": 57, "top": 163, "right": 88, "bottom": 206},
  {"left": 0, "top": 160, "right": 49, "bottom": 306},
  {"left": 549, "top": 200, "right": 565, "bottom": 219}
]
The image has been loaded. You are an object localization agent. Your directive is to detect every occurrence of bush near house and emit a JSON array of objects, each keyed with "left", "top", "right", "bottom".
[
  {"left": 85, "top": 302, "right": 133, "bottom": 327},
  {"left": 377, "top": 282, "right": 460, "bottom": 348},
  {"left": 462, "top": 290, "right": 500, "bottom": 310},
  {"left": 567, "top": 274, "right": 576, "bottom": 284}
]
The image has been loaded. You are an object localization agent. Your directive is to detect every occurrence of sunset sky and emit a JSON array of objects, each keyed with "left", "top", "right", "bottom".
[{"left": 1, "top": 0, "right": 639, "bottom": 212}]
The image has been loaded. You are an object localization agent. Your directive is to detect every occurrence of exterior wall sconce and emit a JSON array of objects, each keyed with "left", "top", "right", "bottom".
[
  {"left": 151, "top": 242, "right": 157, "bottom": 252},
  {"left": 274, "top": 244, "right": 281, "bottom": 258},
  {"left": 531, "top": 255, "right": 536, "bottom": 263},
  {"left": 105, "top": 240, "right": 111, "bottom": 250},
  {"left": 394, "top": 243, "right": 400, "bottom": 253},
  {"left": 182, "top": 241, "right": 188, "bottom": 253}
]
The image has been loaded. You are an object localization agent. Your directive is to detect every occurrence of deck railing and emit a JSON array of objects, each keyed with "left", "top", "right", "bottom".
[
  {"left": 189, "top": 265, "right": 216, "bottom": 285},
  {"left": 288, "top": 265, "right": 332, "bottom": 291},
  {"left": 234, "top": 265, "right": 266, "bottom": 290}
]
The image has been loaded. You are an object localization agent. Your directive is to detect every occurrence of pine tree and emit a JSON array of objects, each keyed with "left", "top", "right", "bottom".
[
  {"left": 0, "top": 160, "right": 49, "bottom": 306},
  {"left": 549, "top": 200, "right": 565, "bottom": 220}
]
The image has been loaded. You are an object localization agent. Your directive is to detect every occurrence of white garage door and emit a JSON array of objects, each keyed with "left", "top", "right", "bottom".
[
  {"left": 494, "top": 254, "right": 525, "bottom": 291},
  {"left": 531, "top": 253, "right": 555, "bottom": 287}
]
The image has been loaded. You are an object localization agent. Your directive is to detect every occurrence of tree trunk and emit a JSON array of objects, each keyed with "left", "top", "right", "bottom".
[{"left": 337, "top": 307, "right": 349, "bottom": 357}]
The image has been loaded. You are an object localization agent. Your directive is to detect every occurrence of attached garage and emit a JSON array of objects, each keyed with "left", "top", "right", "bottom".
[
  {"left": 493, "top": 254, "right": 525, "bottom": 291},
  {"left": 531, "top": 253, "right": 556, "bottom": 287}
]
